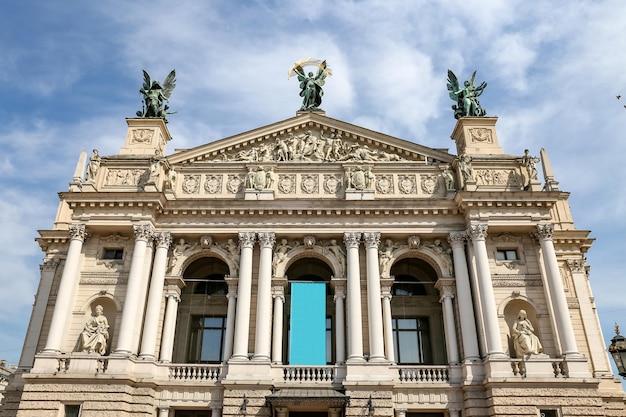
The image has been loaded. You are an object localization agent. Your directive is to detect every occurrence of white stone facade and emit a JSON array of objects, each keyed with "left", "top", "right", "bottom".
[{"left": 1, "top": 113, "right": 625, "bottom": 417}]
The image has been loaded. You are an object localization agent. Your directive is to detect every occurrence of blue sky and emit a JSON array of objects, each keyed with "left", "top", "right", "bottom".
[{"left": 1, "top": 1, "right": 626, "bottom": 382}]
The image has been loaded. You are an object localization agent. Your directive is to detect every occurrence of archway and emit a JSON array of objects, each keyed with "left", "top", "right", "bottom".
[
  {"left": 390, "top": 258, "right": 445, "bottom": 365},
  {"left": 172, "top": 257, "right": 229, "bottom": 363},
  {"left": 284, "top": 257, "right": 334, "bottom": 365}
]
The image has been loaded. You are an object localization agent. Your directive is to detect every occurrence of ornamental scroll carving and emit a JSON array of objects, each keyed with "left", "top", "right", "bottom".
[
  {"left": 375, "top": 174, "right": 394, "bottom": 194},
  {"left": 469, "top": 128, "right": 493, "bottom": 143},
  {"left": 300, "top": 174, "right": 319, "bottom": 194},
  {"left": 278, "top": 174, "right": 296, "bottom": 194},
  {"left": 204, "top": 175, "right": 222, "bottom": 194},
  {"left": 226, "top": 175, "right": 245, "bottom": 194},
  {"left": 420, "top": 174, "right": 439, "bottom": 195},
  {"left": 323, "top": 174, "right": 342, "bottom": 194},
  {"left": 131, "top": 129, "right": 154, "bottom": 144},
  {"left": 182, "top": 175, "right": 201, "bottom": 194}
]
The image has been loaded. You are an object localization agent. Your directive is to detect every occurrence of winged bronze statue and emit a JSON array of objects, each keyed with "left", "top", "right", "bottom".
[
  {"left": 447, "top": 70, "right": 487, "bottom": 119},
  {"left": 289, "top": 59, "right": 332, "bottom": 111},
  {"left": 136, "top": 70, "right": 177, "bottom": 122}
]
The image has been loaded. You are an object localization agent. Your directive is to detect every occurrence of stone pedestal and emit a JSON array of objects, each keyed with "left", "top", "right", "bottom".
[
  {"left": 244, "top": 189, "right": 274, "bottom": 200},
  {"left": 451, "top": 117, "right": 503, "bottom": 156},
  {"left": 345, "top": 189, "right": 375, "bottom": 200},
  {"left": 120, "top": 118, "right": 172, "bottom": 156}
]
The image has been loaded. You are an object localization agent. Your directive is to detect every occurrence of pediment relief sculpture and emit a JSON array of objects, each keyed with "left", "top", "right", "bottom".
[{"left": 210, "top": 129, "right": 408, "bottom": 164}]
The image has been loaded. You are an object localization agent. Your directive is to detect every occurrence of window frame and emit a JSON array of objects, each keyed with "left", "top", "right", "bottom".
[
  {"left": 392, "top": 316, "right": 433, "bottom": 365},
  {"left": 187, "top": 315, "right": 227, "bottom": 363}
]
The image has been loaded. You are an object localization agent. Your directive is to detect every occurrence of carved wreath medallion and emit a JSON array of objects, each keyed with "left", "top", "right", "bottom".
[
  {"left": 278, "top": 174, "right": 296, "bottom": 194},
  {"left": 420, "top": 174, "right": 439, "bottom": 195},
  {"left": 300, "top": 174, "right": 319, "bottom": 194},
  {"left": 204, "top": 174, "right": 222, "bottom": 194},
  {"left": 226, "top": 175, "right": 244, "bottom": 194},
  {"left": 469, "top": 128, "right": 492, "bottom": 143},
  {"left": 398, "top": 175, "right": 416, "bottom": 194},
  {"left": 182, "top": 175, "right": 201, "bottom": 194},
  {"left": 323, "top": 174, "right": 341, "bottom": 194},
  {"left": 375, "top": 174, "right": 394, "bottom": 194}
]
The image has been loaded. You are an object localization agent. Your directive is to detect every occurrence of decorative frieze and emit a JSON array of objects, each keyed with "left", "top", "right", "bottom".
[
  {"left": 300, "top": 174, "right": 319, "bottom": 194},
  {"left": 398, "top": 175, "right": 416, "bottom": 194},
  {"left": 105, "top": 168, "right": 145, "bottom": 187},
  {"left": 375, "top": 174, "right": 394, "bottom": 194},
  {"left": 323, "top": 174, "right": 342, "bottom": 194},
  {"left": 420, "top": 174, "right": 439, "bottom": 195},
  {"left": 226, "top": 175, "right": 245, "bottom": 194},
  {"left": 131, "top": 129, "right": 154, "bottom": 144},
  {"left": 278, "top": 174, "right": 296, "bottom": 194},
  {"left": 469, "top": 127, "right": 493, "bottom": 143}
]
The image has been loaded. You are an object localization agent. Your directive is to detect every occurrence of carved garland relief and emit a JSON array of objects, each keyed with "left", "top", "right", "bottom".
[
  {"left": 468, "top": 128, "right": 493, "bottom": 143},
  {"left": 398, "top": 175, "right": 417, "bottom": 194},
  {"left": 204, "top": 174, "right": 222, "bottom": 194},
  {"left": 131, "top": 129, "right": 154, "bottom": 144}
]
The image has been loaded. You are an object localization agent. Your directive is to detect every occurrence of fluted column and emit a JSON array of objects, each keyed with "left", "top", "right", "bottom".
[
  {"left": 363, "top": 232, "right": 385, "bottom": 362},
  {"left": 254, "top": 232, "right": 275, "bottom": 361},
  {"left": 43, "top": 224, "right": 86, "bottom": 353},
  {"left": 115, "top": 224, "right": 153, "bottom": 355},
  {"left": 381, "top": 280, "right": 394, "bottom": 363},
  {"left": 535, "top": 223, "right": 579, "bottom": 356},
  {"left": 272, "top": 291, "right": 285, "bottom": 363},
  {"left": 332, "top": 280, "right": 346, "bottom": 364},
  {"left": 344, "top": 232, "right": 364, "bottom": 362},
  {"left": 231, "top": 232, "right": 256, "bottom": 361},
  {"left": 467, "top": 224, "right": 504, "bottom": 357},
  {"left": 159, "top": 291, "right": 181, "bottom": 363},
  {"left": 448, "top": 232, "right": 480, "bottom": 361},
  {"left": 436, "top": 279, "right": 459, "bottom": 364},
  {"left": 139, "top": 232, "right": 172, "bottom": 360},
  {"left": 223, "top": 278, "right": 238, "bottom": 361}
]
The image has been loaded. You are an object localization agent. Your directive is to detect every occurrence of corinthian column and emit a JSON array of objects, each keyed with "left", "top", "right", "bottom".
[
  {"left": 435, "top": 279, "right": 459, "bottom": 364},
  {"left": 43, "top": 224, "right": 87, "bottom": 354},
  {"left": 467, "top": 224, "right": 504, "bottom": 357},
  {"left": 344, "top": 232, "right": 364, "bottom": 362},
  {"left": 139, "top": 232, "right": 172, "bottom": 360},
  {"left": 253, "top": 232, "right": 275, "bottom": 362},
  {"left": 535, "top": 224, "right": 579, "bottom": 356},
  {"left": 448, "top": 232, "right": 480, "bottom": 361},
  {"left": 231, "top": 232, "right": 256, "bottom": 361},
  {"left": 363, "top": 232, "right": 386, "bottom": 362},
  {"left": 115, "top": 224, "right": 153, "bottom": 355}
]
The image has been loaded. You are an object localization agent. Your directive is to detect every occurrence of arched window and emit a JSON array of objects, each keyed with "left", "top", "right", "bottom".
[
  {"left": 390, "top": 258, "right": 445, "bottom": 365},
  {"left": 173, "top": 257, "right": 229, "bottom": 363},
  {"left": 284, "top": 257, "right": 335, "bottom": 365}
]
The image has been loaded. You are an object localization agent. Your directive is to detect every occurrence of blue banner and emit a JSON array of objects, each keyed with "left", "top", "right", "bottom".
[{"left": 289, "top": 282, "right": 326, "bottom": 365}]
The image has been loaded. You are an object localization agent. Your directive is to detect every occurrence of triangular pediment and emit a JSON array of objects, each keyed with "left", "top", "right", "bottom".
[{"left": 167, "top": 112, "right": 454, "bottom": 165}]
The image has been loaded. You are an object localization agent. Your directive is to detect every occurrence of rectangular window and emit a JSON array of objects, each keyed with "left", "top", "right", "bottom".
[
  {"left": 392, "top": 317, "right": 432, "bottom": 364},
  {"left": 102, "top": 248, "right": 124, "bottom": 260},
  {"left": 65, "top": 404, "right": 81, "bottom": 417},
  {"left": 188, "top": 316, "right": 226, "bottom": 363},
  {"left": 539, "top": 411, "right": 559, "bottom": 417},
  {"left": 496, "top": 249, "right": 518, "bottom": 261},
  {"left": 326, "top": 316, "right": 333, "bottom": 364}
]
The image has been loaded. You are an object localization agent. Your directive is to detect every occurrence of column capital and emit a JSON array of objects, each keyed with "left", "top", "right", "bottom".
[
  {"left": 165, "top": 293, "right": 181, "bottom": 303},
  {"left": 567, "top": 259, "right": 586, "bottom": 273},
  {"left": 69, "top": 223, "right": 88, "bottom": 241},
  {"left": 154, "top": 231, "right": 172, "bottom": 248},
  {"left": 535, "top": 223, "right": 554, "bottom": 240},
  {"left": 133, "top": 224, "right": 154, "bottom": 241},
  {"left": 257, "top": 232, "right": 276, "bottom": 248},
  {"left": 343, "top": 231, "right": 362, "bottom": 248},
  {"left": 447, "top": 231, "right": 467, "bottom": 248},
  {"left": 363, "top": 231, "right": 381, "bottom": 248},
  {"left": 435, "top": 279, "right": 456, "bottom": 301},
  {"left": 238, "top": 231, "right": 256, "bottom": 248},
  {"left": 40, "top": 257, "right": 60, "bottom": 272},
  {"left": 466, "top": 223, "right": 488, "bottom": 241}
]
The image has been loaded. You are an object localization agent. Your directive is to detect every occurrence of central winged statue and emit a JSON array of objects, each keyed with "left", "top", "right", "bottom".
[
  {"left": 447, "top": 70, "right": 487, "bottom": 119},
  {"left": 289, "top": 58, "right": 332, "bottom": 111},
  {"left": 136, "top": 70, "right": 177, "bottom": 122}
]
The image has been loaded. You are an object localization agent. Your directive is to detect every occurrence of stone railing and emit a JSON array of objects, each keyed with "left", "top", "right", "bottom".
[
  {"left": 397, "top": 365, "right": 450, "bottom": 383},
  {"left": 278, "top": 365, "right": 337, "bottom": 383},
  {"left": 168, "top": 364, "right": 222, "bottom": 381}
]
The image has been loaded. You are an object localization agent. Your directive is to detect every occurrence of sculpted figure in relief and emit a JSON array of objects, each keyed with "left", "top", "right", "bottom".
[
  {"left": 86, "top": 149, "right": 101, "bottom": 183},
  {"left": 149, "top": 150, "right": 166, "bottom": 183},
  {"left": 169, "top": 238, "right": 196, "bottom": 272},
  {"left": 346, "top": 166, "right": 373, "bottom": 190},
  {"left": 512, "top": 309, "right": 543, "bottom": 358},
  {"left": 80, "top": 305, "right": 109, "bottom": 355},
  {"left": 273, "top": 239, "right": 296, "bottom": 276},
  {"left": 379, "top": 239, "right": 397, "bottom": 273}
]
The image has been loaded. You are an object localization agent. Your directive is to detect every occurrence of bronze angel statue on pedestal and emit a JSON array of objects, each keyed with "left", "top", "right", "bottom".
[
  {"left": 136, "top": 70, "right": 176, "bottom": 122},
  {"left": 447, "top": 70, "right": 487, "bottom": 119},
  {"left": 289, "top": 58, "right": 332, "bottom": 111}
]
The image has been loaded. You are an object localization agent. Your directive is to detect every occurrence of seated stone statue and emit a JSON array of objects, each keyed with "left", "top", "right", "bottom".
[
  {"left": 512, "top": 309, "right": 543, "bottom": 358},
  {"left": 80, "top": 305, "right": 109, "bottom": 355}
]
